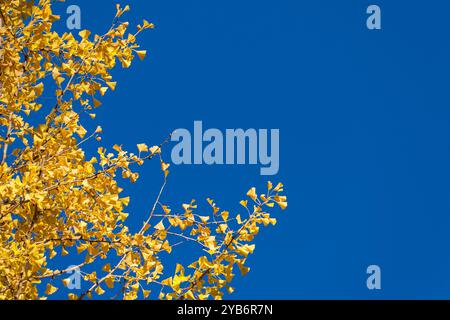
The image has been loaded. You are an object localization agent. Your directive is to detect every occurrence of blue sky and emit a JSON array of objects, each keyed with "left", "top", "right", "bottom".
[{"left": 46, "top": 0, "right": 450, "bottom": 299}]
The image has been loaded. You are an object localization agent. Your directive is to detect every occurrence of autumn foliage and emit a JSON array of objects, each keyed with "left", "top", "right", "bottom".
[{"left": 0, "top": 0, "right": 287, "bottom": 300}]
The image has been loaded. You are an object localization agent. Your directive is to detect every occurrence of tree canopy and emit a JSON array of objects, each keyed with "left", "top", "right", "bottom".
[{"left": 0, "top": 0, "right": 287, "bottom": 300}]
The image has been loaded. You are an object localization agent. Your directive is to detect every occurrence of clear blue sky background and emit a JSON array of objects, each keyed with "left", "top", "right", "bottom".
[{"left": 46, "top": 0, "right": 450, "bottom": 299}]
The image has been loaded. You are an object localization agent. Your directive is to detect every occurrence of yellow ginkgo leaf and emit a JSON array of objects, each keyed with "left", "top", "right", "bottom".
[
  {"left": 105, "top": 277, "right": 115, "bottom": 289},
  {"left": 56, "top": 76, "right": 65, "bottom": 86},
  {"left": 162, "top": 205, "right": 171, "bottom": 214},
  {"left": 45, "top": 283, "right": 58, "bottom": 295},
  {"left": 221, "top": 211, "right": 229, "bottom": 221},
  {"left": 149, "top": 146, "right": 161, "bottom": 154},
  {"left": 93, "top": 98, "right": 102, "bottom": 108},
  {"left": 106, "top": 81, "right": 117, "bottom": 91},
  {"left": 68, "top": 293, "right": 78, "bottom": 300},
  {"left": 274, "top": 182, "right": 284, "bottom": 192},
  {"left": 161, "top": 162, "right": 170, "bottom": 172},
  {"left": 95, "top": 285, "right": 105, "bottom": 295},
  {"left": 143, "top": 20, "right": 155, "bottom": 29},
  {"left": 135, "top": 50, "right": 147, "bottom": 60},
  {"left": 277, "top": 201, "right": 288, "bottom": 210},
  {"left": 100, "top": 87, "right": 108, "bottom": 96},
  {"left": 78, "top": 29, "right": 91, "bottom": 40},
  {"left": 62, "top": 278, "right": 71, "bottom": 287},
  {"left": 154, "top": 220, "right": 165, "bottom": 231},
  {"left": 137, "top": 143, "right": 148, "bottom": 153},
  {"left": 142, "top": 289, "right": 151, "bottom": 298},
  {"left": 51, "top": 68, "right": 60, "bottom": 80},
  {"left": 185, "top": 290, "right": 195, "bottom": 300},
  {"left": 246, "top": 187, "right": 257, "bottom": 201}
]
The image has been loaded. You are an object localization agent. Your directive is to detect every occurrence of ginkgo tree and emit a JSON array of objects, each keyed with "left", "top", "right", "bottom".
[{"left": 0, "top": 0, "right": 287, "bottom": 300}]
